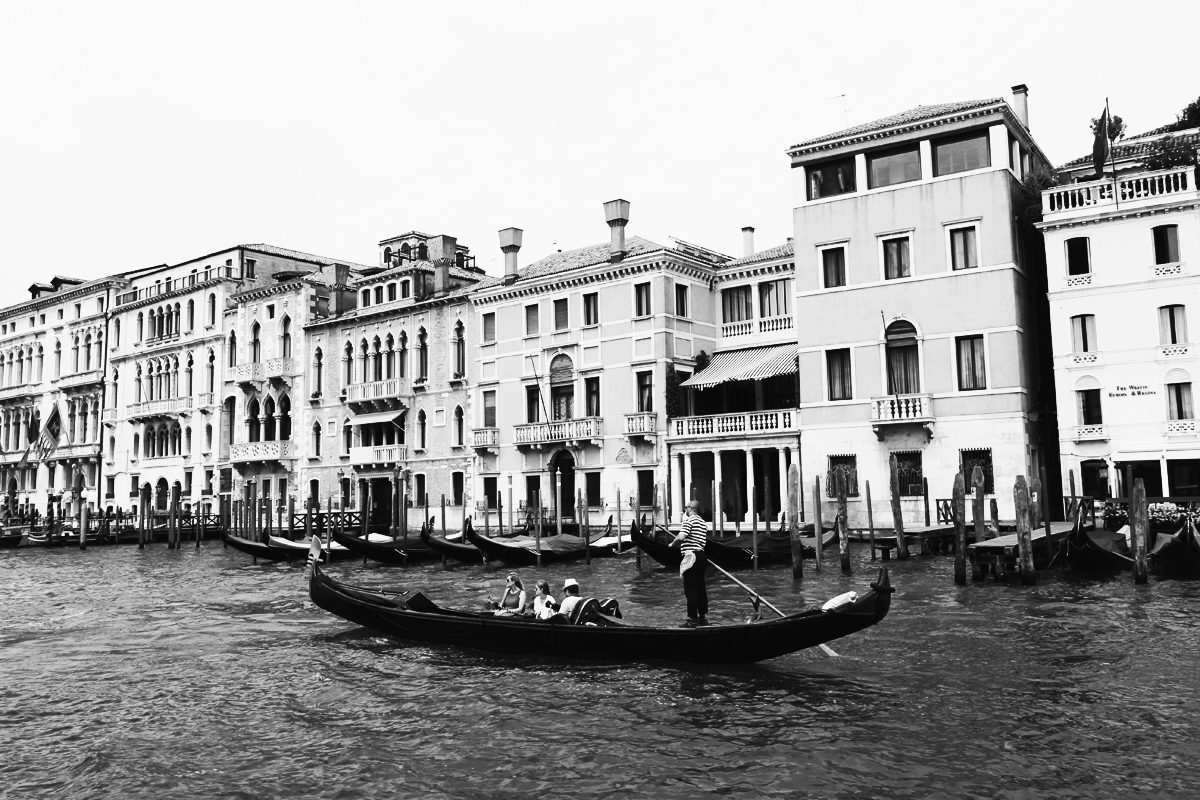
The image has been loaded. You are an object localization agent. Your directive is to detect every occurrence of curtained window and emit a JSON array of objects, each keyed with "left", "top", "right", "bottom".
[
  {"left": 636, "top": 371, "right": 653, "bottom": 413},
  {"left": 868, "top": 145, "right": 920, "bottom": 188},
  {"left": 826, "top": 349, "right": 852, "bottom": 400},
  {"left": 721, "top": 286, "right": 753, "bottom": 322},
  {"left": 1153, "top": 225, "right": 1180, "bottom": 264},
  {"left": 884, "top": 237, "right": 911, "bottom": 279},
  {"left": 822, "top": 247, "right": 846, "bottom": 288},
  {"left": 933, "top": 131, "right": 990, "bottom": 175},
  {"left": 483, "top": 390, "right": 496, "bottom": 427},
  {"left": 807, "top": 156, "right": 856, "bottom": 200},
  {"left": 1167, "top": 382, "right": 1194, "bottom": 420},
  {"left": 885, "top": 321, "right": 920, "bottom": 394},
  {"left": 1159, "top": 305, "right": 1188, "bottom": 345},
  {"left": 1077, "top": 389, "right": 1103, "bottom": 425},
  {"left": 950, "top": 226, "right": 978, "bottom": 270},
  {"left": 1071, "top": 314, "right": 1097, "bottom": 353},
  {"left": 758, "top": 279, "right": 790, "bottom": 317},
  {"left": 956, "top": 335, "right": 986, "bottom": 390}
]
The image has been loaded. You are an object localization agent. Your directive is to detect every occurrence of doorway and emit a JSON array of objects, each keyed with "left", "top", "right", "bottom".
[{"left": 549, "top": 449, "right": 576, "bottom": 521}]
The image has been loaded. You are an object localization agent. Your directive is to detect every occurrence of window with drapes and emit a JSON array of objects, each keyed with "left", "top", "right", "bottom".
[
  {"left": 933, "top": 131, "right": 990, "bottom": 176},
  {"left": 758, "top": 279, "right": 790, "bottom": 317},
  {"left": 950, "top": 226, "right": 978, "bottom": 270},
  {"left": 1071, "top": 315, "right": 1097, "bottom": 353},
  {"left": 483, "top": 390, "right": 496, "bottom": 427},
  {"left": 1153, "top": 225, "right": 1180, "bottom": 265},
  {"left": 883, "top": 237, "right": 911, "bottom": 279},
  {"left": 1167, "top": 382, "right": 1193, "bottom": 420},
  {"left": 1077, "top": 389, "right": 1103, "bottom": 425},
  {"left": 822, "top": 247, "right": 846, "bottom": 288},
  {"left": 956, "top": 335, "right": 986, "bottom": 390},
  {"left": 826, "top": 349, "right": 852, "bottom": 400},
  {"left": 721, "top": 286, "right": 753, "bottom": 323},
  {"left": 868, "top": 145, "right": 920, "bottom": 188},
  {"left": 634, "top": 282, "right": 651, "bottom": 317},
  {"left": 885, "top": 321, "right": 920, "bottom": 394},
  {"left": 1159, "top": 305, "right": 1188, "bottom": 345},
  {"left": 807, "top": 156, "right": 856, "bottom": 200},
  {"left": 636, "top": 371, "right": 653, "bottom": 413},
  {"left": 583, "top": 293, "right": 598, "bottom": 325}
]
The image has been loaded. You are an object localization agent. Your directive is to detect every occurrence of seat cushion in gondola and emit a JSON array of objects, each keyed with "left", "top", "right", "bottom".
[{"left": 403, "top": 592, "right": 439, "bottom": 613}]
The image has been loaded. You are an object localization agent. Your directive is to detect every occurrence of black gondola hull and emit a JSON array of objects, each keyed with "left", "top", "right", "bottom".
[
  {"left": 332, "top": 530, "right": 441, "bottom": 565},
  {"left": 631, "top": 524, "right": 834, "bottom": 569},
  {"left": 421, "top": 523, "right": 485, "bottom": 564}
]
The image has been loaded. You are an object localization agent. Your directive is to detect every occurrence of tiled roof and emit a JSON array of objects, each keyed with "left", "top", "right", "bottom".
[
  {"left": 472, "top": 236, "right": 667, "bottom": 293},
  {"left": 789, "top": 98, "right": 1004, "bottom": 152},
  {"left": 724, "top": 241, "right": 794, "bottom": 267},
  {"left": 1059, "top": 128, "right": 1200, "bottom": 169},
  {"left": 350, "top": 261, "right": 485, "bottom": 287},
  {"left": 240, "top": 243, "right": 374, "bottom": 271}
]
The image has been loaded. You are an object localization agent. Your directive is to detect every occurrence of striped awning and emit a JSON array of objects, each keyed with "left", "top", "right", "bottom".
[
  {"left": 352, "top": 410, "right": 405, "bottom": 427},
  {"left": 680, "top": 344, "right": 798, "bottom": 390}
]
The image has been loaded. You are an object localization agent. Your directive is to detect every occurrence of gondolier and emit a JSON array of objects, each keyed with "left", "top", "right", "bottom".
[{"left": 672, "top": 500, "right": 709, "bottom": 626}]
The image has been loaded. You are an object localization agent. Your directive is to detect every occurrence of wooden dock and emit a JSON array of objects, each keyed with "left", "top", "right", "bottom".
[{"left": 967, "top": 521, "right": 1079, "bottom": 580}]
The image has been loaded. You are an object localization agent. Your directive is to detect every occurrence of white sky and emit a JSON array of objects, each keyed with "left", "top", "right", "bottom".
[{"left": 2, "top": 0, "right": 1195, "bottom": 309}]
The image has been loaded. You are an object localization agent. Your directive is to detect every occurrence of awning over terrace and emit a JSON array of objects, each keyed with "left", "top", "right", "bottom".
[{"left": 680, "top": 344, "right": 798, "bottom": 391}]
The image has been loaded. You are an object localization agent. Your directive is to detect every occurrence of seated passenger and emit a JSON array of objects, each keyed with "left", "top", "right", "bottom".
[
  {"left": 557, "top": 578, "right": 582, "bottom": 618},
  {"left": 531, "top": 580, "right": 557, "bottom": 619},
  {"left": 494, "top": 573, "right": 527, "bottom": 616}
]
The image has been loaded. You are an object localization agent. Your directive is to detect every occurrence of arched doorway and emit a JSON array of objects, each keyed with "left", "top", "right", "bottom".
[
  {"left": 549, "top": 449, "right": 576, "bottom": 522},
  {"left": 155, "top": 478, "right": 169, "bottom": 512}
]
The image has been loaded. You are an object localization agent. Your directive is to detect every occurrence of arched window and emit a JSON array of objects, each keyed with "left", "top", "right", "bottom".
[
  {"left": 281, "top": 317, "right": 292, "bottom": 358},
  {"left": 385, "top": 334, "right": 395, "bottom": 378},
  {"left": 278, "top": 395, "right": 292, "bottom": 440},
  {"left": 314, "top": 348, "right": 324, "bottom": 395},
  {"left": 399, "top": 332, "right": 408, "bottom": 378},
  {"left": 113, "top": 318, "right": 120, "bottom": 348},
  {"left": 72, "top": 336, "right": 80, "bottom": 372},
  {"left": 454, "top": 406, "right": 464, "bottom": 446},
  {"left": 247, "top": 398, "right": 261, "bottom": 442},
  {"left": 549, "top": 353, "right": 575, "bottom": 420},
  {"left": 342, "top": 420, "right": 352, "bottom": 455},
  {"left": 417, "top": 242, "right": 428, "bottom": 260},
  {"left": 187, "top": 299, "right": 195, "bottom": 331},
  {"left": 374, "top": 286, "right": 384, "bottom": 305},
  {"left": 372, "top": 336, "right": 383, "bottom": 381},
  {"left": 885, "top": 320, "right": 920, "bottom": 394},
  {"left": 185, "top": 354, "right": 194, "bottom": 395},
  {"left": 361, "top": 289, "right": 371, "bottom": 307},
  {"left": 343, "top": 341, "right": 353, "bottom": 385},
  {"left": 359, "top": 338, "right": 369, "bottom": 383},
  {"left": 207, "top": 349, "right": 215, "bottom": 392},
  {"left": 137, "top": 312, "right": 144, "bottom": 341},
  {"left": 1165, "top": 368, "right": 1193, "bottom": 421},
  {"left": 417, "top": 327, "right": 428, "bottom": 381},
  {"left": 383, "top": 246, "right": 393, "bottom": 265},
  {"left": 132, "top": 432, "right": 140, "bottom": 458},
  {"left": 311, "top": 421, "right": 322, "bottom": 457},
  {"left": 205, "top": 423, "right": 213, "bottom": 451},
  {"left": 263, "top": 396, "right": 277, "bottom": 440},
  {"left": 400, "top": 243, "right": 411, "bottom": 258},
  {"left": 417, "top": 410, "right": 427, "bottom": 449},
  {"left": 250, "top": 322, "right": 261, "bottom": 363},
  {"left": 108, "top": 435, "right": 115, "bottom": 459},
  {"left": 228, "top": 332, "right": 237, "bottom": 367},
  {"left": 208, "top": 294, "right": 217, "bottom": 326},
  {"left": 453, "top": 321, "right": 466, "bottom": 378}
]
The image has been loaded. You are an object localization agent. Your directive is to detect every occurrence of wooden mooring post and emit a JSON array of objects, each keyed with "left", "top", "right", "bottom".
[
  {"left": 788, "top": 463, "right": 803, "bottom": 581},
  {"left": 836, "top": 472, "right": 851, "bottom": 575},
  {"left": 580, "top": 490, "right": 590, "bottom": 566},
  {"left": 865, "top": 480, "right": 876, "bottom": 561},
  {"left": 889, "top": 454, "right": 910, "bottom": 560},
  {"left": 953, "top": 471, "right": 967, "bottom": 585},
  {"left": 287, "top": 497, "right": 296, "bottom": 540},
  {"left": 1014, "top": 475, "right": 1036, "bottom": 585},
  {"left": 1130, "top": 478, "right": 1149, "bottom": 584},
  {"left": 78, "top": 503, "right": 88, "bottom": 551},
  {"left": 971, "top": 466, "right": 986, "bottom": 544},
  {"left": 990, "top": 498, "right": 1000, "bottom": 538},
  {"left": 1039, "top": 466, "right": 1053, "bottom": 560},
  {"left": 534, "top": 488, "right": 543, "bottom": 568},
  {"left": 812, "top": 476, "right": 823, "bottom": 571}
]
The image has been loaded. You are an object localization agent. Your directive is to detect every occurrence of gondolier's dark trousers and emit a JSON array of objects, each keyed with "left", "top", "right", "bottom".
[{"left": 682, "top": 550, "right": 709, "bottom": 619}]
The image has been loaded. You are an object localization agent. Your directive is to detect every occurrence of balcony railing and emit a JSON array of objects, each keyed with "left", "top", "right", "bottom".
[
  {"left": 0, "top": 381, "right": 33, "bottom": 400},
  {"left": 57, "top": 368, "right": 105, "bottom": 388},
  {"left": 346, "top": 378, "right": 404, "bottom": 404},
  {"left": 53, "top": 442, "right": 102, "bottom": 459},
  {"left": 721, "top": 314, "right": 795, "bottom": 340},
  {"left": 871, "top": 393, "right": 933, "bottom": 423},
  {"left": 198, "top": 392, "right": 216, "bottom": 407},
  {"left": 116, "top": 266, "right": 241, "bottom": 306},
  {"left": 514, "top": 417, "right": 602, "bottom": 446},
  {"left": 230, "top": 363, "right": 263, "bottom": 383},
  {"left": 1161, "top": 343, "right": 1190, "bottom": 358},
  {"left": 624, "top": 412, "right": 658, "bottom": 435},
  {"left": 721, "top": 320, "right": 754, "bottom": 337},
  {"left": 1043, "top": 166, "right": 1195, "bottom": 216},
  {"left": 1152, "top": 261, "right": 1187, "bottom": 278},
  {"left": 230, "top": 440, "right": 293, "bottom": 462},
  {"left": 102, "top": 408, "right": 117, "bottom": 422},
  {"left": 264, "top": 357, "right": 294, "bottom": 378},
  {"left": 472, "top": 427, "right": 499, "bottom": 448},
  {"left": 669, "top": 410, "right": 797, "bottom": 439},
  {"left": 1072, "top": 425, "right": 1107, "bottom": 441},
  {"left": 349, "top": 444, "right": 409, "bottom": 466},
  {"left": 127, "top": 397, "right": 193, "bottom": 419},
  {"left": 1165, "top": 420, "right": 1196, "bottom": 437}
]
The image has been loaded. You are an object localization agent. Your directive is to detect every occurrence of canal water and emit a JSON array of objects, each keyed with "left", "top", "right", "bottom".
[{"left": 2, "top": 542, "right": 1197, "bottom": 799}]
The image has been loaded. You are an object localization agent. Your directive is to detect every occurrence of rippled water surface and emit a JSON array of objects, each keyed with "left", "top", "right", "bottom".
[{"left": 3, "top": 541, "right": 1198, "bottom": 799}]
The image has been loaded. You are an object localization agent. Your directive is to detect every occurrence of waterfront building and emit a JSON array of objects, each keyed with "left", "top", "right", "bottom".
[
  {"left": 0, "top": 276, "right": 125, "bottom": 519},
  {"left": 788, "top": 86, "right": 1056, "bottom": 526},
  {"left": 469, "top": 201, "right": 727, "bottom": 528},
  {"left": 303, "top": 232, "right": 483, "bottom": 529},
  {"left": 1038, "top": 124, "right": 1200, "bottom": 498}
]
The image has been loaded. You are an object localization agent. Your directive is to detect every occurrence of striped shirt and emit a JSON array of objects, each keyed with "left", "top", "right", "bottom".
[{"left": 678, "top": 514, "right": 708, "bottom": 553}]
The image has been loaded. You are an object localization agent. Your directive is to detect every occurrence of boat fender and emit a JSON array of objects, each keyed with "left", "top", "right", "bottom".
[{"left": 820, "top": 591, "right": 858, "bottom": 611}]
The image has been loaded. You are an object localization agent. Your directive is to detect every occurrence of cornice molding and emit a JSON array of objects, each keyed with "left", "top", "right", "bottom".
[{"left": 1037, "top": 199, "right": 1200, "bottom": 232}]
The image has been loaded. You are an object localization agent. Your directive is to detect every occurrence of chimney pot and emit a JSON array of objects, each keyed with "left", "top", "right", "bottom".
[
  {"left": 1010, "top": 84, "right": 1030, "bottom": 130},
  {"left": 741, "top": 226, "right": 756, "bottom": 258},
  {"left": 499, "top": 227, "right": 523, "bottom": 283},
  {"left": 603, "top": 199, "right": 631, "bottom": 261}
]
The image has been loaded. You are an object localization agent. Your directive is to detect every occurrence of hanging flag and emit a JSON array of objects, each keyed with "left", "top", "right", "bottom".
[
  {"left": 1092, "top": 106, "right": 1110, "bottom": 177},
  {"left": 33, "top": 405, "right": 63, "bottom": 462},
  {"left": 16, "top": 415, "right": 40, "bottom": 469}
]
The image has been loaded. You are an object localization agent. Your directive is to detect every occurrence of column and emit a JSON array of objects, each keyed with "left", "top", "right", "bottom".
[
  {"left": 670, "top": 451, "right": 683, "bottom": 523},
  {"left": 683, "top": 452, "right": 694, "bottom": 508},
  {"left": 1104, "top": 456, "right": 1116, "bottom": 499},
  {"left": 744, "top": 447, "right": 755, "bottom": 525},
  {"left": 777, "top": 447, "right": 788, "bottom": 525},
  {"left": 713, "top": 449, "right": 723, "bottom": 530},
  {"left": 1160, "top": 455, "right": 1171, "bottom": 498}
]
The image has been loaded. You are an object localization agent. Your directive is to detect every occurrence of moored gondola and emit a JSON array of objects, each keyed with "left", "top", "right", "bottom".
[
  {"left": 1, "top": 530, "right": 25, "bottom": 548},
  {"left": 1061, "top": 520, "right": 1133, "bottom": 574},
  {"left": 421, "top": 518, "right": 485, "bottom": 564},
  {"left": 223, "top": 531, "right": 355, "bottom": 562},
  {"left": 1149, "top": 519, "right": 1200, "bottom": 578},
  {"left": 332, "top": 526, "right": 441, "bottom": 565},
  {"left": 630, "top": 521, "right": 834, "bottom": 569},
  {"left": 465, "top": 524, "right": 600, "bottom": 566},
  {"left": 308, "top": 559, "right": 892, "bottom": 664}
]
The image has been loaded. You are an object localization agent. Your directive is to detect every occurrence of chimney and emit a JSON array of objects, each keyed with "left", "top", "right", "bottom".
[
  {"left": 499, "top": 227, "right": 523, "bottom": 284},
  {"left": 428, "top": 234, "right": 456, "bottom": 296},
  {"left": 1011, "top": 84, "right": 1029, "bottom": 130},
  {"left": 741, "top": 226, "right": 756, "bottom": 258},
  {"left": 603, "top": 199, "right": 631, "bottom": 262}
]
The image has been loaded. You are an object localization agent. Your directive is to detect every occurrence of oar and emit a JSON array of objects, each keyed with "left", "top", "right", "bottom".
[{"left": 707, "top": 560, "right": 838, "bottom": 657}]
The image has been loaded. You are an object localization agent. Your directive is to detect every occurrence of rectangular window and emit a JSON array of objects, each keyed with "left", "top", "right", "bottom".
[
  {"left": 826, "top": 349, "right": 852, "bottom": 401},
  {"left": 585, "top": 472, "right": 601, "bottom": 507},
  {"left": 1078, "top": 389, "right": 1103, "bottom": 425},
  {"left": 893, "top": 451, "right": 924, "bottom": 497},
  {"left": 482, "top": 312, "right": 495, "bottom": 342},
  {"left": 583, "top": 292, "right": 598, "bottom": 326},
  {"left": 585, "top": 376, "right": 600, "bottom": 417},
  {"left": 1168, "top": 383, "right": 1194, "bottom": 420},
  {"left": 130, "top": 475, "right": 138, "bottom": 497},
  {"left": 675, "top": 284, "right": 688, "bottom": 317},
  {"left": 1159, "top": 305, "right": 1188, "bottom": 345},
  {"left": 554, "top": 298, "right": 569, "bottom": 330},
  {"left": 524, "top": 304, "right": 539, "bottom": 335},
  {"left": 826, "top": 455, "right": 860, "bottom": 498},
  {"left": 415, "top": 474, "right": 427, "bottom": 507},
  {"left": 526, "top": 385, "right": 541, "bottom": 423},
  {"left": 483, "top": 476, "right": 498, "bottom": 509},
  {"left": 1153, "top": 225, "right": 1180, "bottom": 264},
  {"left": 387, "top": 283, "right": 397, "bottom": 302},
  {"left": 758, "top": 279, "right": 790, "bottom": 317},
  {"left": 245, "top": 259, "right": 256, "bottom": 278},
  {"left": 806, "top": 156, "right": 857, "bottom": 200},
  {"left": 525, "top": 475, "right": 541, "bottom": 509},
  {"left": 636, "top": 371, "right": 653, "bottom": 413},
  {"left": 1066, "top": 237, "right": 1091, "bottom": 276},
  {"left": 867, "top": 145, "right": 921, "bottom": 188},
  {"left": 822, "top": 247, "right": 846, "bottom": 288},
  {"left": 204, "top": 468, "right": 214, "bottom": 495},
  {"left": 721, "top": 286, "right": 753, "bottom": 322},
  {"left": 634, "top": 282, "right": 652, "bottom": 317},
  {"left": 960, "top": 448, "right": 995, "bottom": 494},
  {"left": 883, "top": 236, "right": 911, "bottom": 279},
  {"left": 452, "top": 472, "right": 464, "bottom": 506},
  {"left": 950, "top": 227, "right": 978, "bottom": 270},
  {"left": 956, "top": 335, "right": 986, "bottom": 390},
  {"left": 105, "top": 476, "right": 115, "bottom": 499},
  {"left": 483, "top": 390, "right": 497, "bottom": 427},
  {"left": 1071, "top": 314, "right": 1097, "bottom": 353},
  {"left": 636, "top": 470, "right": 655, "bottom": 506},
  {"left": 933, "top": 131, "right": 990, "bottom": 176},
  {"left": 184, "top": 470, "right": 193, "bottom": 495}
]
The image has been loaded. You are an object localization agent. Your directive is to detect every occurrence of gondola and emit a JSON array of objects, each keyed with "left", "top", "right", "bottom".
[
  {"left": 630, "top": 522, "right": 835, "bottom": 570},
  {"left": 421, "top": 519, "right": 486, "bottom": 564},
  {"left": 465, "top": 523, "right": 603, "bottom": 566},
  {"left": 222, "top": 531, "right": 354, "bottom": 562},
  {"left": 1, "top": 530, "right": 25, "bottom": 548},
  {"left": 308, "top": 560, "right": 892, "bottom": 664},
  {"left": 332, "top": 526, "right": 441, "bottom": 565},
  {"left": 1149, "top": 520, "right": 1200, "bottom": 578},
  {"left": 1061, "top": 521, "right": 1133, "bottom": 574}
]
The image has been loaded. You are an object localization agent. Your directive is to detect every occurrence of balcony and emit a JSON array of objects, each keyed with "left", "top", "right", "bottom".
[
  {"left": 57, "top": 368, "right": 105, "bottom": 389},
  {"left": 346, "top": 378, "right": 406, "bottom": 406},
  {"left": 870, "top": 393, "right": 934, "bottom": 440},
  {"left": 51, "top": 442, "right": 102, "bottom": 460},
  {"left": 0, "top": 381, "right": 34, "bottom": 400},
  {"left": 198, "top": 392, "right": 216, "bottom": 410},
  {"left": 349, "top": 444, "right": 409, "bottom": 466},
  {"left": 1071, "top": 352, "right": 1099, "bottom": 365},
  {"left": 1165, "top": 420, "right": 1196, "bottom": 437},
  {"left": 1042, "top": 166, "right": 1197, "bottom": 220},
  {"left": 230, "top": 440, "right": 293, "bottom": 463},
  {"left": 472, "top": 427, "right": 499, "bottom": 450},
  {"left": 669, "top": 410, "right": 798, "bottom": 440},
  {"left": 102, "top": 408, "right": 117, "bottom": 423},
  {"left": 229, "top": 358, "right": 294, "bottom": 386},
  {"left": 1071, "top": 424, "right": 1108, "bottom": 442},
  {"left": 720, "top": 314, "right": 795, "bottom": 342},
  {"left": 1152, "top": 261, "right": 1187, "bottom": 278},
  {"left": 624, "top": 412, "right": 658, "bottom": 439},
  {"left": 514, "top": 417, "right": 602, "bottom": 448},
  {"left": 1161, "top": 344, "right": 1190, "bottom": 358},
  {"left": 127, "top": 397, "right": 193, "bottom": 420}
]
